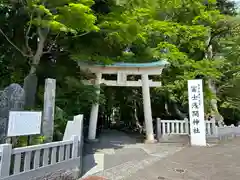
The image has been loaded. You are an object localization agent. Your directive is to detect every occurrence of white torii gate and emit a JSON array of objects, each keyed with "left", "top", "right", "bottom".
[{"left": 79, "top": 60, "right": 169, "bottom": 143}]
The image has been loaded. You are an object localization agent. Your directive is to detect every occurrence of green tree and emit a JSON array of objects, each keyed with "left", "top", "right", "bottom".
[{"left": 0, "top": 0, "right": 99, "bottom": 106}]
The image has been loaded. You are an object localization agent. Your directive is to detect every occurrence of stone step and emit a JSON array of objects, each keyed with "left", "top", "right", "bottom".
[
  {"left": 206, "top": 137, "right": 219, "bottom": 143},
  {"left": 158, "top": 134, "right": 190, "bottom": 144},
  {"left": 158, "top": 135, "right": 219, "bottom": 144}
]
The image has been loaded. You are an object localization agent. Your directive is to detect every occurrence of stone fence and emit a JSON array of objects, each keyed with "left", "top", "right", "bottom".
[
  {"left": 0, "top": 135, "right": 81, "bottom": 180},
  {"left": 156, "top": 118, "right": 240, "bottom": 140},
  {"left": 0, "top": 112, "right": 84, "bottom": 180}
]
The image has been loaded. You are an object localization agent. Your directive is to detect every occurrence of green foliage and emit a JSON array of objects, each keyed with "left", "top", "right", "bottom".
[
  {"left": 217, "top": 34, "right": 240, "bottom": 110},
  {"left": 67, "top": 0, "right": 240, "bottom": 124},
  {"left": 54, "top": 106, "right": 68, "bottom": 141},
  {"left": 28, "top": 0, "right": 99, "bottom": 34},
  {"left": 0, "top": 0, "right": 239, "bottom": 134}
]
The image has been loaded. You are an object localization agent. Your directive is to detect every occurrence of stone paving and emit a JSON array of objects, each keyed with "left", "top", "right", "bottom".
[
  {"left": 82, "top": 130, "right": 186, "bottom": 179},
  {"left": 93, "top": 144, "right": 185, "bottom": 180},
  {"left": 83, "top": 130, "right": 240, "bottom": 180},
  {"left": 124, "top": 138, "right": 240, "bottom": 180}
]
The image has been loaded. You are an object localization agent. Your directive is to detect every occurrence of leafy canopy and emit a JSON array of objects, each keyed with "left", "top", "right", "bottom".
[{"left": 27, "top": 0, "right": 99, "bottom": 34}]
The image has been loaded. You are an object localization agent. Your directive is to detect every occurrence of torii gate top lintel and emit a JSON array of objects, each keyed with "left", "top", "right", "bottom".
[
  {"left": 80, "top": 60, "right": 169, "bottom": 74},
  {"left": 92, "top": 60, "right": 169, "bottom": 67},
  {"left": 79, "top": 60, "right": 169, "bottom": 87}
]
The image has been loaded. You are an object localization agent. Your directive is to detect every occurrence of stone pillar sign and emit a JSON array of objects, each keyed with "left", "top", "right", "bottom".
[
  {"left": 42, "top": 78, "right": 56, "bottom": 143},
  {"left": 188, "top": 79, "right": 206, "bottom": 146}
]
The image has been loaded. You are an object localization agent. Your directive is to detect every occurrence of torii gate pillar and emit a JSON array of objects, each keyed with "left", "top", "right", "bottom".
[
  {"left": 142, "top": 74, "right": 154, "bottom": 142},
  {"left": 88, "top": 73, "right": 101, "bottom": 141}
]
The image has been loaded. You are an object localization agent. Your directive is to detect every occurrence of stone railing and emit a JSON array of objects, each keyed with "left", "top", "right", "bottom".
[
  {"left": 0, "top": 135, "right": 81, "bottom": 180},
  {"left": 158, "top": 118, "right": 189, "bottom": 135},
  {"left": 156, "top": 118, "right": 240, "bottom": 140}
]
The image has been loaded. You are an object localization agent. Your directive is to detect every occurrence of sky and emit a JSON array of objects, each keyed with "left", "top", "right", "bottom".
[{"left": 233, "top": 0, "right": 240, "bottom": 7}]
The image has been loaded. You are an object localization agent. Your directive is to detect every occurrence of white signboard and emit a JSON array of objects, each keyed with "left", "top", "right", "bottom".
[
  {"left": 188, "top": 79, "right": 206, "bottom": 146},
  {"left": 7, "top": 111, "right": 42, "bottom": 137}
]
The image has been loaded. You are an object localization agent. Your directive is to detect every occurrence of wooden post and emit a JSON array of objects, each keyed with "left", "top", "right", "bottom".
[
  {"left": 0, "top": 144, "right": 12, "bottom": 177},
  {"left": 42, "top": 78, "right": 56, "bottom": 143},
  {"left": 156, "top": 118, "right": 162, "bottom": 141}
]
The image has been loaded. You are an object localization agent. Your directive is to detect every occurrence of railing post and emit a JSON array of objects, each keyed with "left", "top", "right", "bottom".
[
  {"left": 71, "top": 135, "right": 79, "bottom": 158},
  {"left": 212, "top": 119, "right": 218, "bottom": 137},
  {"left": 71, "top": 135, "right": 80, "bottom": 179},
  {"left": 0, "top": 144, "right": 12, "bottom": 178},
  {"left": 184, "top": 118, "right": 189, "bottom": 134},
  {"left": 231, "top": 124, "right": 235, "bottom": 138},
  {"left": 236, "top": 125, "right": 240, "bottom": 137},
  {"left": 156, "top": 118, "right": 162, "bottom": 141}
]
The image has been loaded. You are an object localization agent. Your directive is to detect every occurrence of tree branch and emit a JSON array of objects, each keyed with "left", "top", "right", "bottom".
[
  {"left": 25, "top": 12, "right": 33, "bottom": 56},
  {"left": 0, "top": 28, "right": 32, "bottom": 57},
  {"left": 73, "top": 31, "right": 90, "bottom": 38},
  {"left": 43, "top": 33, "right": 59, "bottom": 54}
]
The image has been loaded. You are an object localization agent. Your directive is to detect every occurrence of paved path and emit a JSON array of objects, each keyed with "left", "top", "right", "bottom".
[
  {"left": 82, "top": 130, "right": 186, "bottom": 179},
  {"left": 124, "top": 138, "right": 240, "bottom": 180},
  {"left": 83, "top": 130, "right": 240, "bottom": 180}
]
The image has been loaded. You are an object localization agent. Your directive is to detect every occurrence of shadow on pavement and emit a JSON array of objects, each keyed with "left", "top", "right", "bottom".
[{"left": 82, "top": 129, "right": 144, "bottom": 177}]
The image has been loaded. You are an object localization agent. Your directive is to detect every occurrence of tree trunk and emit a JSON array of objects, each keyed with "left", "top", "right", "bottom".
[
  {"left": 208, "top": 79, "right": 224, "bottom": 126},
  {"left": 23, "top": 28, "right": 46, "bottom": 108},
  {"left": 173, "top": 103, "right": 187, "bottom": 119},
  {"left": 205, "top": 36, "right": 224, "bottom": 126},
  {"left": 133, "top": 99, "right": 144, "bottom": 133}
]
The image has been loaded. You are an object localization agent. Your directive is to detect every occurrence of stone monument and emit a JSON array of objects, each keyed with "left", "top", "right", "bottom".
[
  {"left": 23, "top": 74, "right": 38, "bottom": 108},
  {"left": 0, "top": 83, "right": 25, "bottom": 143},
  {"left": 42, "top": 78, "right": 56, "bottom": 143}
]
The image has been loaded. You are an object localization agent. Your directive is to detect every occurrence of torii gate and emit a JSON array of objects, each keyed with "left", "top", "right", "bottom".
[{"left": 80, "top": 60, "right": 169, "bottom": 143}]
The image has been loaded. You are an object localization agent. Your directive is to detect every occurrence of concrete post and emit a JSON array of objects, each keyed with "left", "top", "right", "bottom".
[
  {"left": 71, "top": 135, "right": 79, "bottom": 158},
  {"left": 141, "top": 74, "right": 155, "bottom": 143},
  {"left": 156, "top": 118, "right": 162, "bottom": 141},
  {"left": 0, "top": 144, "right": 12, "bottom": 177},
  {"left": 88, "top": 73, "right": 102, "bottom": 141},
  {"left": 184, "top": 118, "right": 189, "bottom": 134}
]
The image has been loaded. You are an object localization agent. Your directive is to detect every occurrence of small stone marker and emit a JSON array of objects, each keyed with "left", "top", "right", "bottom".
[
  {"left": 188, "top": 79, "right": 206, "bottom": 146},
  {"left": 0, "top": 84, "right": 25, "bottom": 143}
]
